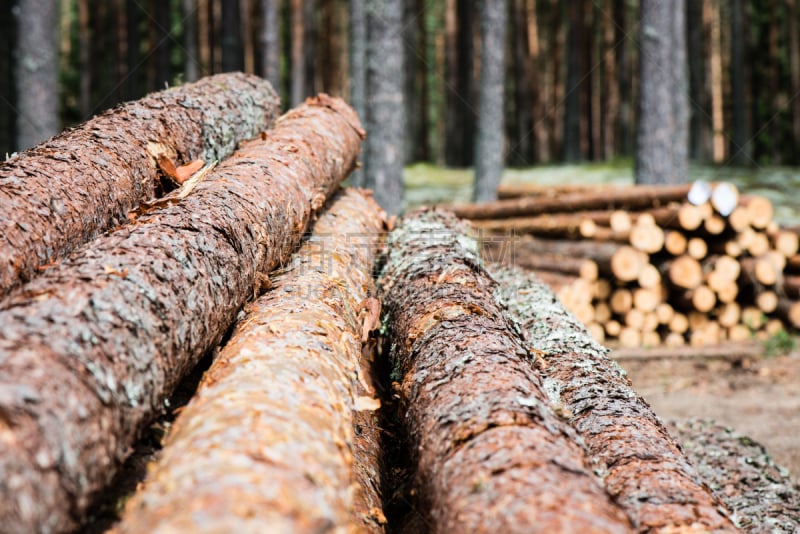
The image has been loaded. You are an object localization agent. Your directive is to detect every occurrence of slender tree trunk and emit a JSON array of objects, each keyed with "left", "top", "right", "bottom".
[
  {"left": 788, "top": 0, "right": 800, "bottom": 165},
  {"left": 603, "top": 0, "right": 618, "bottom": 160},
  {"left": 241, "top": 0, "right": 255, "bottom": 73},
  {"left": 403, "top": 0, "right": 420, "bottom": 164},
  {"left": 0, "top": 95, "right": 362, "bottom": 533},
  {"left": 221, "top": 0, "right": 244, "bottom": 71},
  {"left": 183, "top": 0, "right": 199, "bottom": 81},
  {"left": 260, "top": 0, "right": 281, "bottom": 88},
  {"left": 614, "top": 0, "right": 632, "bottom": 157},
  {"left": 365, "top": 0, "right": 404, "bottom": 213},
  {"left": 528, "top": 0, "right": 548, "bottom": 162},
  {"left": 564, "top": 0, "right": 582, "bottom": 162},
  {"left": 456, "top": 0, "right": 475, "bottom": 167},
  {"left": 474, "top": 0, "right": 507, "bottom": 202},
  {"left": 78, "top": 0, "right": 91, "bottom": 117},
  {"left": 290, "top": 0, "right": 305, "bottom": 104},
  {"left": 0, "top": 0, "right": 16, "bottom": 155},
  {"left": 349, "top": 0, "right": 367, "bottom": 186},
  {"left": 125, "top": 0, "right": 142, "bottom": 99},
  {"left": 707, "top": 0, "right": 725, "bottom": 163},
  {"left": 14, "top": 0, "right": 59, "bottom": 150},
  {"left": 729, "top": 0, "right": 749, "bottom": 165},
  {"left": 511, "top": 0, "right": 532, "bottom": 165},
  {"left": 416, "top": 0, "right": 430, "bottom": 162},
  {"left": 444, "top": 0, "right": 460, "bottom": 164},
  {"left": 0, "top": 74, "right": 281, "bottom": 298},
  {"left": 635, "top": 0, "right": 688, "bottom": 184},
  {"left": 303, "top": 0, "right": 316, "bottom": 95},
  {"left": 687, "top": 0, "right": 709, "bottom": 161}
]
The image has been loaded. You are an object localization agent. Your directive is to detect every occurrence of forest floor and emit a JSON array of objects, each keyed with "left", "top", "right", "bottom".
[{"left": 618, "top": 348, "right": 800, "bottom": 479}]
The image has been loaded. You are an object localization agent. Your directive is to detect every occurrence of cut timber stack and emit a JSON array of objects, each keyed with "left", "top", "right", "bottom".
[{"left": 475, "top": 181, "right": 800, "bottom": 348}]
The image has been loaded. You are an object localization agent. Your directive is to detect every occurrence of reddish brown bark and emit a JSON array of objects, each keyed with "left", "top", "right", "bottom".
[
  {"left": 448, "top": 184, "right": 692, "bottom": 219},
  {"left": 492, "top": 265, "right": 737, "bottom": 531},
  {"left": 0, "top": 95, "right": 363, "bottom": 533},
  {"left": 0, "top": 73, "right": 281, "bottom": 298},
  {"left": 114, "top": 189, "right": 385, "bottom": 533},
  {"left": 379, "top": 210, "right": 633, "bottom": 532}
]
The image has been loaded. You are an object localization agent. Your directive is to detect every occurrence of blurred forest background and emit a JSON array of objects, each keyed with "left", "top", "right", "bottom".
[{"left": 2, "top": 0, "right": 800, "bottom": 207}]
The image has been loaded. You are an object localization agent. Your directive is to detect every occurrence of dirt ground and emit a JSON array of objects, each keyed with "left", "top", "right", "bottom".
[{"left": 618, "top": 348, "right": 800, "bottom": 481}]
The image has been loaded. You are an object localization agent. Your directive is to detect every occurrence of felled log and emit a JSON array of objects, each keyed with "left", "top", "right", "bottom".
[
  {"left": 449, "top": 184, "right": 692, "bottom": 220},
  {"left": 379, "top": 211, "right": 633, "bottom": 532},
  {"left": 496, "top": 182, "right": 607, "bottom": 199},
  {"left": 471, "top": 210, "right": 620, "bottom": 239},
  {"left": 0, "top": 95, "right": 363, "bottom": 533},
  {"left": 491, "top": 266, "right": 737, "bottom": 531},
  {"left": 115, "top": 189, "right": 386, "bottom": 533},
  {"left": 0, "top": 73, "right": 281, "bottom": 297}
]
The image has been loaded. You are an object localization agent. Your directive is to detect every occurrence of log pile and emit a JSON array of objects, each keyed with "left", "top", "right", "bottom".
[
  {"left": 477, "top": 182, "right": 800, "bottom": 348},
  {"left": 0, "top": 93, "right": 364, "bottom": 532},
  {"left": 114, "top": 189, "right": 387, "bottom": 533}
]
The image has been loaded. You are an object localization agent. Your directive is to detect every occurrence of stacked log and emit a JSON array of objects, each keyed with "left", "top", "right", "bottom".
[
  {"left": 492, "top": 265, "right": 737, "bottom": 531},
  {"left": 0, "top": 73, "right": 281, "bottom": 298},
  {"left": 114, "top": 189, "right": 386, "bottom": 533},
  {"left": 477, "top": 182, "right": 800, "bottom": 347},
  {"left": 379, "top": 210, "right": 634, "bottom": 532},
  {"left": 0, "top": 95, "right": 364, "bottom": 532}
]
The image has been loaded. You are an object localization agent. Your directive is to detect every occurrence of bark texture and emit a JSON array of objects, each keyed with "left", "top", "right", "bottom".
[
  {"left": 379, "top": 210, "right": 633, "bottom": 533},
  {"left": 492, "top": 265, "right": 738, "bottom": 531},
  {"left": 14, "top": 0, "right": 59, "bottom": 150},
  {"left": 115, "top": 189, "right": 385, "bottom": 533},
  {"left": 365, "top": 0, "right": 404, "bottom": 213},
  {"left": 473, "top": 0, "right": 507, "bottom": 202},
  {"left": 0, "top": 95, "right": 364, "bottom": 533},
  {"left": 0, "top": 73, "right": 281, "bottom": 298}
]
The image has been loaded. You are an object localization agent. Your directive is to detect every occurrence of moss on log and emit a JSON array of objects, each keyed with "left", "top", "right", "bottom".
[
  {"left": 114, "top": 189, "right": 386, "bottom": 533},
  {"left": 379, "top": 210, "right": 633, "bottom": 533},
  {"left": 0, "top": 73, "right": 281, "bottom": 297},
  {"left": 491, "top": 265, "right": 737, "bottom": 532},
  {"left": 0, "top": 95, "right": 363, "bottom": 533}
]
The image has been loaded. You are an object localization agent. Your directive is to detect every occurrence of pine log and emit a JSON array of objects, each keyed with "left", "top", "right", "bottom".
[
  {"left": 667, "top": 255, "right": 703, "bottom": 289},
  {"left": 610, "top": 288, "right": 633, "bottom": 315},
  {"left": 678, "top": 285, "right": 717, "bottom": 313},
  {"left": 471, "top": 210, "right": 625, "bottom": 238},
  {"left": 727, "top": 206, "right": 751, "bottom": 232},
  {"left": 114, "top": 189, "right": 386, "bottom": 533},
  {"left": 0, "top": 95, "right": 363, "bottom": 533},
  {"left": 780, "top": 274, "right": 800, "bottom": 299},
  {"left": 611, "top": 341, "right": 763, "bottom": 362},
  {"left": 0, "top": 73, "right": 281, "bottom": 298},
  {"left": 501, "top": 251, "right": 598, "bottom": 280},
  {"left": 740, "top": 195, "right": 774, "bottom": 229},
  {"left": 703, "top": 214, "right": 726, "bottom": 235},
  {"left": 449, "top": 184, "right": 692, "bottom": 220},
  {"left": 740, "top": 256, "right": 779, "bottom": 286},
  {"left": 777, "top": 298, "right": 800, "bottom": 328},
  {"left": 637, "top": 263, "right": 662, "bottom": 289},
  {"left": 493, "top": 266, "right": 736, "bottom": 531},
  {"left": 380, "top": 211, "right": 633, "bottom": 532},
  {"left": 629, "top": 219, "right": 665, "bottom": 253},
  {"left": 664, "top": 230, "right": 688, "bottom": 255},
  {"left": 669, "top": 313, "right": 690, "bottom": 334},
  {"left": 686, "top": 237, "right": 708, "bottom": 260},
  {"left": 605, "top": 319, "right": 622, "bottom": 337},
  {"left": 770, "top": 230, "right": 800, "bottom": 257},
  {"left": 496, "top": 182, "right": 607, "bottom": 199},
  {"left": 787, "top": 254, "right": 800, "bottom": 273},
  {"left": 756, "top": 290, "right": 778, "bottom": 313}
]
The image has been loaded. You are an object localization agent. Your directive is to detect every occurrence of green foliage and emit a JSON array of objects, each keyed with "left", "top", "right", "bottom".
[{"left": 762, "top": 328, "right": 797, "bottom": 358}]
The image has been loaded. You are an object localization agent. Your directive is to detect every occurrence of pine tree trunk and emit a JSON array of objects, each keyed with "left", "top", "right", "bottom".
[
  {"left": 0, "top": 95, "right": 363, "bottom": 533},
  {"left": 154, "top": 0, "right": 172, "bottom": 88},
  {"left": 687, "top": 0, "right": 709, "bottom": 161},
  {"left": 290, "top": 0, "right": 305, "bottom": 105},
  {"left": 379, "top": 211, "right": 633, "bottom": 532},
  {"left": 125, "top": 0, "right": 142, "bottom": 100},
  {"left": 365, "top": 0, "right": 404, "bottom": 213},
  {"left": 348, "top": 0, "right": 367, "bottom": 186},
  {"left": 0, "top": 0, "right": 16, "bottom": 155},
  {"left": 492, "top": 266, "right": 737, "bottom": 531},
  {"left": 473, "top": 0, "right": 507, "bottom": 202},
  {"left": 114, "top": 189, "right": 385, "bottom": 533},
  {"left": 563, "top": 0, "right": 583, "bottom": 162},
  {"left": 260, "top": 0, "right": 281, "bottom": 88},
  {"left": 183, "top": 0, "right": 199, "bottom": 81},
  {"left": 635, "top": 0, "right": 688, "bottom": 184},
  {"left": 221, "top": 0, "right": 244, "bottom": 71},
  {"left": 0, "top": 73, "right": 280, "bottom": 298}
]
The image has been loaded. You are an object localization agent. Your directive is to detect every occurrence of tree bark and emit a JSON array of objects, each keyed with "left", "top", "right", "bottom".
[
  {"left": 0, "top": 95, "right": 364, "bottom": 533},
  {"left": 260, "top": 0, "right": 281, "bottom": 89},
  {"left": 449, "top": 184, "right": 692, "bottom": 219},
  {"left": 379, "top": 210, "right": 634, "bottom": 532},
  {"left": 365, "top": 0, "right": 404, "bottom": 214},
  {"left": 13, "top": 0, "right": 59, "bottom": 150},
  {"left": 349, "top": 0, "right": 367, "bottom": 186},
  {"left": 728, "top": 0, "right": 749, "bottom": 165},
  {"left": 0, "top": 73, "right": 280, "bottom": 297},
  {"left": 687, "top": 0, "right": 709, "bottom": 161},
  {"left": 614, "top": 0, "right": 633, "bottom": 157},
  {"left": 114, "top": 189, "right": 385, "bottom": 533},
  {"left": 492, "top": 266, "right": 737, "bottom": 531},
  {"left": 290, "top": 0, "right": 305, "bottom": 105},
  {"left": 153, "top": 0, "right": 172, "bottom": 89},
  {"left": 473, "top": 0, "right": 507, "bottom": 202},
  {"left": 635, "top": 0, "right": 689, "bottom": 184}
]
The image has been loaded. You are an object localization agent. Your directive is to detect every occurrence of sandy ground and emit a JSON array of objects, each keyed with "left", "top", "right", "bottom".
[{"left": 618, "top": 348, "right": 800, "bottom": 480}]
